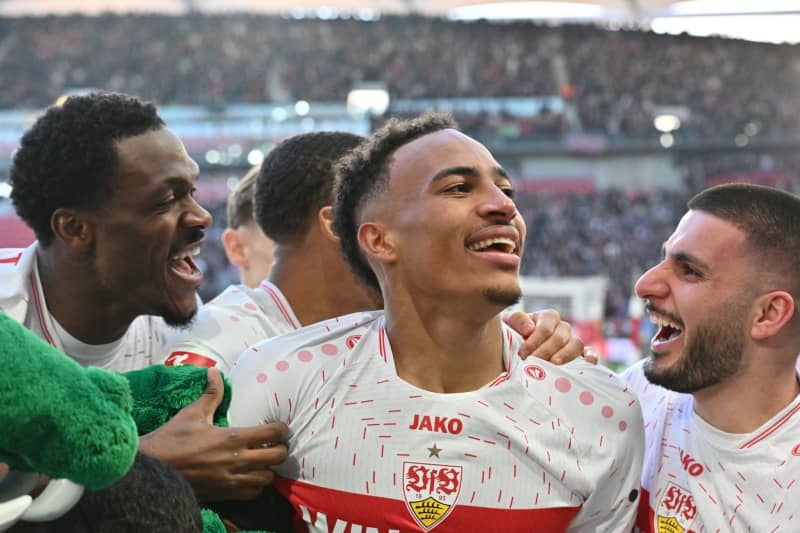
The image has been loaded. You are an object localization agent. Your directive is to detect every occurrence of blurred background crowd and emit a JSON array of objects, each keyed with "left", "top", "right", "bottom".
[{"left": 1, "top": 6, "right": 798, "bottom": 360}]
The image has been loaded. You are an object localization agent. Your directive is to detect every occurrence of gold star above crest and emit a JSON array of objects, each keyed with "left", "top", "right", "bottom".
[{"left": 427, "top": 443, "right": 442, "bottom": 458}]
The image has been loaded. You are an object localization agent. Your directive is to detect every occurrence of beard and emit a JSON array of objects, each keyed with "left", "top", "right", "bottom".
[
  {"left": 643, "top": 305, "right": 746, "bottom": 393},
  {"left": 483, "top": 285, "right": 522, "bottom": 308},
  {"left": 161, "top": 307, "right": 198, "bottom": 329}
]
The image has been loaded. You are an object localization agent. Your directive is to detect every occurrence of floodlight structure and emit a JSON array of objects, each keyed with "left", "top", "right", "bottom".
[{"left": 347, "top": 83, "right": 390, "bottom": 117}]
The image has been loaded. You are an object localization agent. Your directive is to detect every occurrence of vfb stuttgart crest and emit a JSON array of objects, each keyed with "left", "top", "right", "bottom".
[
  {"left": 656, "top": 482, "right": 697, "bottom": 533},
  {"left": 403, "top": 461, "right": 462, "bottom": 530}
]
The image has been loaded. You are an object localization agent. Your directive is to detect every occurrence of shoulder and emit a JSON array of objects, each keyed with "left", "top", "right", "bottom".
[
  {"left": 231, "top": 311, "right": 382, "bottom": 381},
  {"left": 0, "top": 245, "right": 36, "bottom": 319},
  {"left": 160, "top": 284, "right": 281, "bottom": 370},
  {"left": 512, "top": 357, "right": 643, "bottom": 448},
  {"left": 227, "top": 312, "right": 382, "bottom": 427},
  {"left": 620, "top": 359, "right": 673, "bottom": 412}
]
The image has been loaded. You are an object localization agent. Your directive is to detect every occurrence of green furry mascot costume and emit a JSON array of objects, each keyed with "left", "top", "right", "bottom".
[{"left": 0, "top": 312, "right": 260, "bottom": 533}]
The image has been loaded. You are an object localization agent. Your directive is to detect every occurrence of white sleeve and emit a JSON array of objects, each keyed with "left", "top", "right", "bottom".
[
  {"left": 567, "top": 368, "right": 645, "bottom": 532},
  {"left": 159, "top": 297, "right": 271, "bottom": 373}
]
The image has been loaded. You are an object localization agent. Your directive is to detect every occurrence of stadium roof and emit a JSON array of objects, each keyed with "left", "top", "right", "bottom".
[
  {"left": 0, "top": 0, "right": 747, "bottom": 18},
  {"left": 3, "top": 0, "right": 799, "bottom": 42}
]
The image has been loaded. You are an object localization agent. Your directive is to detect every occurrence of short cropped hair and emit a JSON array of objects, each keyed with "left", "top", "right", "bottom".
[
  {"left": 10, "top": 92, "right": 164, "bottom": 247},
  {"left": 689, "top": 183, "right": 800, "bottom": 294},
  {"left": 13, "top": 453, "right": 202, "bottom": 533},
  {"left": 227, "top": 165, "right": 260, "bottom": 229},
  {"left": 254, "top": 131, "right": 364, "bottom": 244},
  {"left": 332, "top": 112, "right": 458, "bottom": 292}
]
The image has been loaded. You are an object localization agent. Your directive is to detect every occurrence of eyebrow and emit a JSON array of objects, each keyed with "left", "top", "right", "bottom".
[{"left": 429, "top": 165, "right": 510, "bottom": 185}]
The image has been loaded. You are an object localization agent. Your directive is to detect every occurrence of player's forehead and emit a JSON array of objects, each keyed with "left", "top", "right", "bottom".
[
  {"left": 663, "top": 210, "right": 748, "bottom": 270},
  {"left": 112, "top": 127, "right": 199, "bottom": 194},
  {"left": 388, "top": 129, "right": 502, "bottom": 188}
]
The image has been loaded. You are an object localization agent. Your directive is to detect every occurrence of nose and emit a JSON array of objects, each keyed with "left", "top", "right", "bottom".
[
  {"left": 184, "top": 198, "right": 212, "bottom": 229},
  {"left": 477, "top": 183, "right": 518, "bottom": 221},
  {"left": 635, "top": 262, "right": 668, "bottom": 300}
]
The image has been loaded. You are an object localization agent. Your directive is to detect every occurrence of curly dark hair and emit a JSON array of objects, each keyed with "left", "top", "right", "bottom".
[
  {"left": 13, "top": 453, "right": 202, "bottom": 533},
  {"left": 332, "top": 112, "right": 458, "bottom": 292},
  {"left": 254, "top": 131, "right": 364, "bottom": 244},
  {"left": 10, "top": 92, "right": 164, "bottom": 247}
]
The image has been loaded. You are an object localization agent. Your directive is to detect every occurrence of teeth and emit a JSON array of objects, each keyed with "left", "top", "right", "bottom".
[
  {"left": 648, "top": 313, "right": 682, "bottom": 332},
  {"left": 170, "top": 246, "right": 201, "bottom": 261},
  {"left": 467, "top": 237, "right": 517, "bottom": 254}
]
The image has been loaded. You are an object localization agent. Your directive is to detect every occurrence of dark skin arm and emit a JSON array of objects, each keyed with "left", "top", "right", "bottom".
[{"left": 138, "top": 368, "right": 288, "bottom": 502}]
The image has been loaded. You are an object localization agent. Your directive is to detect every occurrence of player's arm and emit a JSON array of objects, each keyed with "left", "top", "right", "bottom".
[
  {"left": 162, "top": 337, "right": 230, "bottom": 372},
  {"left": 138, "top": 367, "right": 289, "bottom": 502},
  {"left": 503, "top": 309, "right": 596, "bottom": 364},
  {"left": 160, "top": 303, "right": 253, "bottom": 373}
]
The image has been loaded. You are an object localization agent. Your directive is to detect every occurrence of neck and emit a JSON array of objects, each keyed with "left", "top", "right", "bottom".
[
  {"left": 383, "top": 288, "right": 506, "bottom": 393},
  {"left": 692, "top": 357, "right": 800, "bottom": 434},
  {"left": 269, "top": 242, "right": 379, "bottom": 327},
  {"left": 37, "top": 247, "right": 132, "bottom": 344}
]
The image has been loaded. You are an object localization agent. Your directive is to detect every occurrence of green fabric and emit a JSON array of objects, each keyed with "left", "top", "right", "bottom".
[
  {"left": 0, "top": 311, "right": 138, "bottom": 490},
  {"left": 123, "top": 364, "right": 232, "bottom": 435},
  {"left": 201, "top": 508, "right": 269, "bottom": 533},
  {"left": 201, "top": 508, "right": 227, "bottom": 533}
]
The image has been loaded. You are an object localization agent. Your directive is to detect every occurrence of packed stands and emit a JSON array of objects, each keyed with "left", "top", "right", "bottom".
[{"left": 1, "top": 15, "right": 798, "bottom": 140}]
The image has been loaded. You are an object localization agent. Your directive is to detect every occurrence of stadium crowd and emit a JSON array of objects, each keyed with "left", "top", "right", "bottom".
[{"left": 2, "top": 14, "right": 798, "bottom": 140}]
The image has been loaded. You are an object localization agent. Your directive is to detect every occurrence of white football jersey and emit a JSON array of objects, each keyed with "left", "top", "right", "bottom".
[
  {"left": 229, "top": 313, "right": 644, "bottom": 532},
  {"left": 623, "top": 360, "right": 800, "bottom": 533},
  {"left": 0, "top": 244, "right": 170, "bottom": 371},
  {"left": 162, "top": 280, "right": 378, "bottom": 373}
]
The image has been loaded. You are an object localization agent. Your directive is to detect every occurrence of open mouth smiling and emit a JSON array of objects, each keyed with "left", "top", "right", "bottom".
[
  {"left": 648, "top": 309, "right": 684, "bottom": 345},
  {"left": 168, "top": 244, "right": 203, "bottom": 284},
  {"left": 467, "top": 237, "right": 518, "bottom": 255}
]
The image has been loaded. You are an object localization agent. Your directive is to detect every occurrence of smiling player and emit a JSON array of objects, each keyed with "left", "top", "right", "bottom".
[
  {"left": 0, "top": 92, "right": 287, "bottom": 502},
  {"left": 228, "top": 113, "right": 643, "bottom": 532},
  {"left": 624, "top": 183, "right": 800, "bottom": 532}
]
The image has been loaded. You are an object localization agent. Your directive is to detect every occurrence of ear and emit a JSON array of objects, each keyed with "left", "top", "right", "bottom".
[
  {"left": 317, "top": 205, "right": 339, "bottom": 243},
  {"left": 51, "top": 208, "right": 93, "bottom": 250},
  {"left": 750, "top": 291, "right": 795, "bottom": 341},
  {"left": 357, "top": 221, "right": 397, "bottom": 266},
  {"left": 221, "top": 228, "right": 247, "bottom": 268}
]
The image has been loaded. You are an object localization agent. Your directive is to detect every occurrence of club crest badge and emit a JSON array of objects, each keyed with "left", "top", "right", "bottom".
[
  {"left": 403, "top": 461, "right": 462, "bottom": 530},
  {"left": 656, "top": 482, "right": 697, "bottom": 533}
]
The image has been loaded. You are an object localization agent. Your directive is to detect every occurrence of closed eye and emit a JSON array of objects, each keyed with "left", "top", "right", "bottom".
[
  {"left": 679, "top": 263, "right": 702, "bottom": 279},
  {"left": 443, "top": 182, "right": 470, "bottom": 194}
]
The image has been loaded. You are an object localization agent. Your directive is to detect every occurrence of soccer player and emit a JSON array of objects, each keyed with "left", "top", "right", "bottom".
[
  {"left": 221, "top": 165, "right": 275, "bottom": 289},
  {"left": 624, "top": 183, "right": 800, "bottom": 532},
  {"left": 228, "top": 113, "right": 643, "bottom": 531},
  {"left": 163, "top": 131, "right": 582, "bottom": 372},
  {"left": 0, "top": 92, "right": 287, "bottom": 502}
]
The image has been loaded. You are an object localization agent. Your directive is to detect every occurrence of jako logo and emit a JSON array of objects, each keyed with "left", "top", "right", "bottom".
[
  {"left": 679, "top": 449, "right": 704, "bottom": 477},
  {"left": 792, "top": 443, "right": 800, "bottom": 457},
  {"left": 409, "top": 414, "right": 463, "bottom": 434}
]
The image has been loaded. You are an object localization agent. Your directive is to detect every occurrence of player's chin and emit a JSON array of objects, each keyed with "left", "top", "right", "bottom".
[
  {"left": 160, "top": 298, "right": 199, "bottom": 329},
  {"left": 483, "top": 284, "right": 522, "bottom": 308}
]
